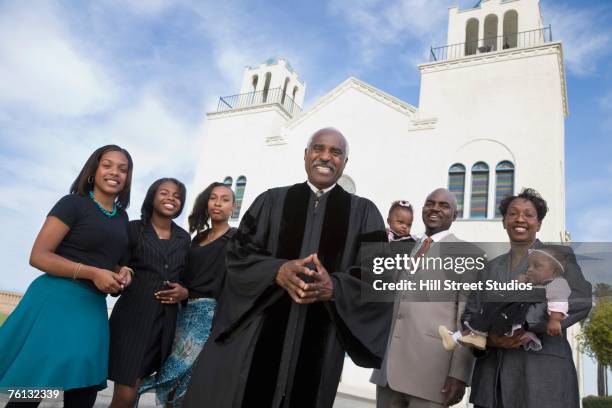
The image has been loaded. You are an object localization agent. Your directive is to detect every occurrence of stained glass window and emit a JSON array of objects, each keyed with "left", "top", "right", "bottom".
[
  {"left": 470, "top": 162, "right": 489, "bottom": 219},
  {"left": 495, "top": 161, "right": 514, "bottom": 217},
  {"left": 448, "top": 164, "right": 466, "bottom": 218}
]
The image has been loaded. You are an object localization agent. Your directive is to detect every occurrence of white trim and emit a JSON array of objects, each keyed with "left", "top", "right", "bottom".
[
  {"left": 207, "top": 103, "right": 294, "bottom": 121},
  {"left": 419, "top": 42, "right": 568, "bottom": 117},
  {"left": 409, "top": 117, "right": 438, "bottom": 131},
  {"left": 286, "top": 77, "right": 417, "bottom": 130},
  {"left": 265, "top": 135, "right": 288, "bottom": 146}
]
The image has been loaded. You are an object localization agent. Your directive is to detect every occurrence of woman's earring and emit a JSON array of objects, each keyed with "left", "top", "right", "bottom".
[{"left": 87, "top": 176, "right": 94, "bottom": 184}]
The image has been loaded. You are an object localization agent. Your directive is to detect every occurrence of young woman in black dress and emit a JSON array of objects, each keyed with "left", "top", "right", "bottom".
[
  {"left": 138, "top": 182, "right": 235, "bottom": 407},
  {"left": 108, "top": 178, "right": 191, "bottom": 408},
  {"left": 0, "top": 145, "right": 133, "bottom": 408}
]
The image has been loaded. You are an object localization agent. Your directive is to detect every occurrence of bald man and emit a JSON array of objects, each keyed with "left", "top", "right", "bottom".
[
  {"left": 371, "top": 188, "right": 478, "bottom": 407},
  {"left": 183, "top": 128, "right": 392, "bottom": 408}
]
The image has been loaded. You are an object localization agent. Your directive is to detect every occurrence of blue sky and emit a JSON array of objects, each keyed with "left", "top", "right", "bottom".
[{"left": 1, "top": 0, "right": 611, "bottom": 391}]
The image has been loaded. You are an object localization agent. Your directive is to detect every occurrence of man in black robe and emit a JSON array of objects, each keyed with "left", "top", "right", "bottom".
[{"left": 182, "top": 127, "right": 392, "bottom": 408}]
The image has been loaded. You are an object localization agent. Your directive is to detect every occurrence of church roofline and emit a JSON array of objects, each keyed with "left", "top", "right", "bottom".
[
  {"left": 450, "top": 0, "right": 521, "bottom": 14},
  {"left": 286, "top": 77, "right": 417, "bottom": 129},
  {"left": 245, "top": 56, "right": 306, "bottom": 86}
]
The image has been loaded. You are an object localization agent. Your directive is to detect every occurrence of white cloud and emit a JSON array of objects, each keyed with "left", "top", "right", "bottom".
[
  {"left": 326, "top": 0, "right": 487, "bottom": 67},
  {"left": 98, "top": 92, "right": 201, "bottom": 180},
  {"left": 184, "top": 2, "right": 283, "bottom": 88},
  {"left": 0, "top": 2, "right": 118, "bottom": 117},
  {"left": 543, "top": 3, "right": 611, "bottom": 76},
  {"left": 0, "top": 0, "right": 323, "bottom": 293},
  {"left": 327, "top": 0, "right": 450, "bottom": 64},
  {"left": 0, "top": 91, "right": 203, "bottom": 295}
]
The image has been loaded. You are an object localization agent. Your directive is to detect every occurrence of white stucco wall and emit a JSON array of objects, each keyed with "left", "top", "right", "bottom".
[
  {"left": 418, "top": 42, "right": 567, "bottom": 242},
  {"left": 190, "top": 105, "right": 292, "bottom": 225}
]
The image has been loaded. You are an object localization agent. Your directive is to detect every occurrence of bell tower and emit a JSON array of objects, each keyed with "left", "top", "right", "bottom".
[
  {"left": 446, "top": 0, "right": 545, "bottom": 55},
  {"left": 416, "top": 2, "right": 580, "bottom": 398},
  {"left": 191, "top": 57, "right": 306, "bottom": 225},
  {"left": 417, "top": 0, "right": 567, "bottom": 237},
  {"left": 238, "top": 57, "right": 305, "bottom": 110}
]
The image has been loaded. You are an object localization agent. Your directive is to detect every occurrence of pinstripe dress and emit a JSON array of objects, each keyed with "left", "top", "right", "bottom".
[{"left": 108, "top": 220, "right": 190, "bottom": 386}]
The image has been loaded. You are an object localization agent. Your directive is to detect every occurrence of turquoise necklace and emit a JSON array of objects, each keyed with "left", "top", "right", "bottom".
[{"left": 89, "top": 190, "right": 118, "bottom": 218}]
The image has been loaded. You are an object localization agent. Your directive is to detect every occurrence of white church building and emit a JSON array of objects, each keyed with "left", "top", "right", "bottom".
[{"left": 191, "top": 0, "right": 581, "bottom": 404}]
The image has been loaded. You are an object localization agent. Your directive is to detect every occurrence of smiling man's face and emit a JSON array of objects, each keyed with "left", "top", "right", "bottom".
[
  {"left": 304, "top": 129, "right": 348, "bottom": 190},
  {"left": 422, "top": 188, "right": 457, "bottom": 236}
]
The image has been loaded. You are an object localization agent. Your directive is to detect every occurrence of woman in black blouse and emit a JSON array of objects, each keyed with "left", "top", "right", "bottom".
[
  {"left": 108, "top": 178, "right": 191, "bottom": 408},
  {"left": 0, "top": 145, "right": 133, "bottom": 408},
  {"left": 138, "top": 182, "right": 235, "bottom": 407}
]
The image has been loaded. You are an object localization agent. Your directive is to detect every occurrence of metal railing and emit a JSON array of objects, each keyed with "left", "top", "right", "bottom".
[
  {"left": 430, "top": 25, "right": 552, "bottom": 62},
  {"left": 216, "top": 87, "right": 302, "bottom": 116}
]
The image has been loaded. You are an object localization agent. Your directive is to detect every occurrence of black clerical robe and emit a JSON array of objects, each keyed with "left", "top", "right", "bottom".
[{"left": 182, "top": 182, "right": 391, "bottom": 408}]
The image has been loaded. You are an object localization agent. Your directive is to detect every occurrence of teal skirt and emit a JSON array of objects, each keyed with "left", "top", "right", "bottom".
[{"left": 0, "top": 274, "right": 108, "bottom": 390}]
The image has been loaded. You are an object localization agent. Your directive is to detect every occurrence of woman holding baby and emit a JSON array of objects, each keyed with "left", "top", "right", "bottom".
[{"left": 466, "top": 188, "right": 592, "bottom": 408}]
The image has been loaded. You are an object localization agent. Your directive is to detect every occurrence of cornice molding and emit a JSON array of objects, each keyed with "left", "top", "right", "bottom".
[
  {"left": 286, "top": 77, "right": 416, "bottom": 130},
  {"left": 409, "top": 117, "right": 438, "bottom": 131},
  {"left": 265, "top": 135, "right": 288, "bottom": 146},
  {"left": 207, "top": 103, "right": 293, "bottom": 121},
  {"left": 419, "top": 42, "right": 568, "bottom": 117}
]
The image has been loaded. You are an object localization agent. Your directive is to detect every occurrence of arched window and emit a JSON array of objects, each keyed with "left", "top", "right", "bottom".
[
  {"left": 223, "top": 176, "right": 233, "bottom": 187},
  {"left": 281, "top": 77, "right": 290, "bottom": 105},
  {"left": 470, "top": 162, "right": 489, "bottom": 219},
  {"left": 262, "top": 72, "right": 272, "bottom": 103},
  {"left": 495, "top": 161, "right": 514, "bottom": 217},
  {"left": 251, "top": 75, "right": 258, "bottom": 92},
  {"left": 484, "top": 14, "right": 498, "bottom": 51},
  {"left": 465, "top": 18, "right": 479, "bottom": 56},
  {"left": 448, "top": 164, "right": 466, "bottom": 218},
  {"left": 503, "top": 10, "right": 518, "bottom": 49},
  {"left": 288, "top": 86, "right": 299, "bottom": 114},
  {"left": 232, "top": 176, "right": 247, "bottom": 219}
]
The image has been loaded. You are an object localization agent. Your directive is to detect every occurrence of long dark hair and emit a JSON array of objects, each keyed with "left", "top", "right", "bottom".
[
  {"left": 70, "top": 145, "right": 134, "bottom": 209},
  {"left": 188, "top": 182, "right": 235, "bottom": 239},
  {"left": 140, "top": 178, "right": 187, "bottom": 223}
]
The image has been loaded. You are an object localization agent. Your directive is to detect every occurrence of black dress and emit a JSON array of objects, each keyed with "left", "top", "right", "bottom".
[
  {"left": 108, "top": 220, "right": 190, "bottom": 386},
  {"left": 182, "top": 228, "right": 236, "bottom": 300}
]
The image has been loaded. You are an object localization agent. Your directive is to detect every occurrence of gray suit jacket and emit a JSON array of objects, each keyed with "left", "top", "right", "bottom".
[
  {"left": 371, "top": 233, "right": 480, "bottom": 404},
  {"left": 467, "top": 243, "right": 592, "bottom": 408}
]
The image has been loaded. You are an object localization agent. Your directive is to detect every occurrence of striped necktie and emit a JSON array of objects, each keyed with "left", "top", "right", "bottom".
[
  {"left": 315, "top": 189, "right": 324, "bottom": 208},
  {"left": 415, "top": 236, "right": 433, "bottom": 258}
]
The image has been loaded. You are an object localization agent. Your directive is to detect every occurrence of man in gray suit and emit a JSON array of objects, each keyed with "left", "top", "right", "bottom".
[{"left": 371, "top": 188, "right": 476, "bottom": 407}]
